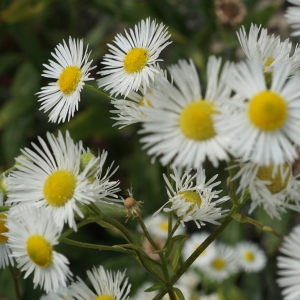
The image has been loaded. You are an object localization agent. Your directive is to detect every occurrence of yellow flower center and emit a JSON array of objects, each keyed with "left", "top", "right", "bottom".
[
  {"left": 124, "top": 48, "right": 149, "bottom": 73},
  {"left": 43, "top": 170, "right": 76, "bottom": 206},
  {"left": 179, "top": 191, "right": 202, "bottom": 213},
  {"left": 94, "top": 296, "right": 115, "bottom": 300},
  {"left": 243, "top": 251, "right": 255, "bottom": 262},
  {"left": 58, "top": 66, "right": 81, "bottom": 94},
  {"left": 212, "top": 257, "right": 225, "bottom": 270},
  {"left": 248, "top": 91, "right": 287, "bottom": 131},
  {"left": 256, "top": 164, "right": 290, "bottom": 194},
  {"left": 179, "top": 100, "right": 218, "bottom": 141},
  {"left": 26, "top": 235, "right": 52, "bottom": 268},
  {"left": 0, "top": 214, "right": 8, "bottom": 243},
  {"left": 159, "top": 221, "right": 169, "bottom": 231}
]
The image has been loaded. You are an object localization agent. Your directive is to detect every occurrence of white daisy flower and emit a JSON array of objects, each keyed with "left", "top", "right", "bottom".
[
  {"left": 286, "top": 0, "right": 300, "bottom": 37},
  {"left": 91, "top": 150, "right": 121, "bottom": 205},
  {"left": 216, "top": 61, "right": 300, "bottom": 166},
  {"left": 7, "top": 131, "right": 120, "bottom": 231},
  {"left": 69, "top": 265, "right": 131, "bottom": 300},
  {"left": 97, "top": 17, "right": 172, "bottom": 97},
  {"left": 158, "top": 167, "right": 230, "bottom": 228},
  {"left": 37, "top": 37, "right": 95, "bottom": 123},
  {"left": 201, "top": 243, "right": 238, "bottom": 282},
  {"left": 182, "top": 232, "right": 217, "bottom": 269},
  {"left": 110, "top": 65, "right": 167, "bottom": 128},
  {"left": 6, "top": 207, "right": 72, "bottom": 293},
  {"left": 237, "top": 24, "right": 300, "bottom": 79},
  {"left": 177, "top": 269, "right": 200, "bottom": 289},
  {"left": 139, "top": 56, "right": 233, "bottom": 169},
  {"left": 234, "top": 162, "right": 299, "bottom": 219},
  {"left": 141, "top": 213, "right": 185, "bottom": 240},
  {"left": 277, "top": 225, "right": 300, "bottom": 300},
  {"left": 236, "top": 241, "right": 266, "bottom": 273},
  {"left": 0, "top": 192, "right": 14, "bottom": 269}
]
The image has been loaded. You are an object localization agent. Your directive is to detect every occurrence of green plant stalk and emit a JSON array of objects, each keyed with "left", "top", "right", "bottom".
[
  {"left": 0, "top": 206, "right": 10, "bottom": 212},
  {"left": 8, "top": 265, "right": 21, "bottom": 300},
  {"left": 61, "top": 238, "right": 135, "bottom": 255},
  {"left": 168, "top": 210, "right": 173, "bottom": 237},
  {"left": 84, "top": 84, "right": 111, "bottom": 100},
  {"left": 91, "top": 206, "right": 165, "bottom": 283},
  {"left": 164, "top": 218, "right": 182, "bottom": 248},
  {"left": 136, "top": 215, "right": 170, "bottom": 280},
  {"left": 59, "top": 215, "right": 103, "bottom": 241},
  {"left": 2, "top": 165, "right": 16, "bottom": 176},
  {"left": 233, "top": 213, "right": 283, "bottom": 239},
  {"left": 152, "top": 194, "right": 249, "bottom": 300},
  {"left": 227, "top": 159, "right": 238, "bottom": 205}
]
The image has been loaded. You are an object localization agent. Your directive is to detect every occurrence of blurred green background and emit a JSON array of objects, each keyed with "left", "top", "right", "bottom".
[{"left": 0, "top": 0, "right": 298, "bottom": 299}]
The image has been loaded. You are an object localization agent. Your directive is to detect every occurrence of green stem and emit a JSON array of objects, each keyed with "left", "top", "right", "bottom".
[
  {"left": 0, "top": 206, "right": 10, "bottom": 212},
  {"left": 137, "top": 215, "right": 170, "bottom": 281},
  {"left": 61, "top": 238, "right": 134, "bottom": 255},
  {"left": 153, "top": 194, "right": 249, "bottom": 300},
  {"left": 59, "top": 215, "right": 103, "bottom": 241},
  {"left": 227, "top": 159, "right": 238, "bottom": 205},
  {"left": 84, "top": 84, "right": 111, "bottom": 100},
  {"left": 8, "top": 265, "right": 21, "bottom": 300},
  {"left": 168, "top": 209, "right": 173, "bottom": 237},
  {"left": 165, "top": 218, "right": 182, "bottom": 248},
  {"left": 233, "top": 213, "right": 283, "bottom": 239},
  {"left": 137, "top": 215, "right": 160, "bottom": 251},
  {"left": 3, "top": 165, "right": 16, "bottom": 176},
  {"left": 98, "top": 212, "right": 165, "bottom": 282}
]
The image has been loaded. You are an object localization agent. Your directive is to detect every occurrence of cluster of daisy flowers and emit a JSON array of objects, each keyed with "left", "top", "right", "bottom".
[
  {"left": 182, "top": 232, "right": 266, "bottom": 283},
  {"left": 34, "top": 14, "right": 300, "bottom": 221},
  {"left": 132, "top": 233, "right": 266, "bottom": 300},
  {"left": 92, "top": 15, "right": 300, "bottom": 222},
  {"left": 3, "top": 3, "right": 300, "bottom": 297},
  {"left": 0, "top": 130, "right": 123, "bottom": 293}
]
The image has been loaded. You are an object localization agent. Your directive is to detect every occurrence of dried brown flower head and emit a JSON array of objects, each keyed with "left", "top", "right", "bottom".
[{"left": 123, "top": 189, "right": 142, "bottom": 220}]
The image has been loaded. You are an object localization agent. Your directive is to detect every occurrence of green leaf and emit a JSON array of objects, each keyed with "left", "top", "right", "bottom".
[
  {"left": 171, "top": 235, "right": 187, "bottom": 271},
  {"left": 165, "top": 234, "right": 187, "bottom": 258},
  {"left": 145, "top": 282, "right": 164, "bottom": 292},
  {"left": 173, "top": 287, "right": 185, "bottom": 300}
]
